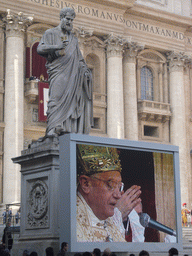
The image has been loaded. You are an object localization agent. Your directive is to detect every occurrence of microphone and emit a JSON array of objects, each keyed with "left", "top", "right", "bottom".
[{"left": 139, "top": 213, "right": 176, "bottom": 237}]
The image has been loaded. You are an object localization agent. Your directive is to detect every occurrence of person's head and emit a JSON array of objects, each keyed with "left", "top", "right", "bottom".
[
  {"left": 23, "top": 250, "right": 30, "bottom": 256},
  {"left": 59, "top": 7, "right": 76, "bottom": 32},
  {"left": 82, "top": 252, "right": 92, "bottom": 256},
  {"left": 103, "top": 248, "right": 111, "bottom": 256},
  {"left": 93, "top": 248, "right": 101, "bottom": 256},
  {"left": 110, "top": 253, "right": 117, "bottom": 256},
  {"left": 183, "top": 203, "right": 187, "bottom": 208},
  {"left": 61, "top": 242, "right": 68, "bottom": 252},
  {"left": 168, "top": 247, "right": 178, "bottom": 256},
  {"left": 74, "top": 253, "right": 82, "bottom": 256},
  {"left": 77, "top": 145, "right": 123, "bottom": 220},
  {"left": 45, "top": 247, "right": 54, "bottom": 256},
  {"left": 139, "top": 250, "right": 150, "bottom": 256},
  {"left": 30, "top": 252, "right": 38, "bottom": 256}
]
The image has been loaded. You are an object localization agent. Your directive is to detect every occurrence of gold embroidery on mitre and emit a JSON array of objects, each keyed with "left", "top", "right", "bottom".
[{"left": 77, "top": 144, "right": 122, "bottom": 176}]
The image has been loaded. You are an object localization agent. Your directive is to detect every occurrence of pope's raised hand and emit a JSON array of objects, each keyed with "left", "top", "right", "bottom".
[{"left": 116, "top": 185, "right": 142, "bottom": 221}]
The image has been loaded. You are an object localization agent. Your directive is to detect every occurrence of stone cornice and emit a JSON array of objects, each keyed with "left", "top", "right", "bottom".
[
  {"left": 85, "top": 0, "right": 136, "bottom": 9},
  {"left": 126, "top": 3, "right": 192, "bottom": 29}
]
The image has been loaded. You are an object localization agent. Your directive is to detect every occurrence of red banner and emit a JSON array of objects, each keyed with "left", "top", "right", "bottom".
[{"left": 38, "top": 82, "right": 49, "bottom": 122}]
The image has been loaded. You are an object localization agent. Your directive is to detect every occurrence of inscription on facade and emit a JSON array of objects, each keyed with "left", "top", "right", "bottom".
[{"left": 26, "top": 0, "right": 192, "bottom": 45}]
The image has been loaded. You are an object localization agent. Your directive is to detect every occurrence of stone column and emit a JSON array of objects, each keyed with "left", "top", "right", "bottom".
[
  {"left": 3, "top": 10, "right": 33, "bottom": 204},
  {"left": 167, "top": 52, "right": 188, "bottom": 204},
  {"left": 123, "top": 43, "right": 142, "bottom": 140},
  {"left": 105, "top": 35, "right": 124, "bottom": 139},
  {"left": 159, "top": 63, "right": 163, "bottom": 102}
]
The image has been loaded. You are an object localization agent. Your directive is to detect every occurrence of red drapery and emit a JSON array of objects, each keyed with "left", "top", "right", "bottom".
[
  {"left": 32, "top": 42, "right": 48, "bottom": 80},
  {"left": 25, "top": 42, "right": 48, "bottom": 80},
  {"left": 38, "top": 82, "right": 49, "bottom": 122}
]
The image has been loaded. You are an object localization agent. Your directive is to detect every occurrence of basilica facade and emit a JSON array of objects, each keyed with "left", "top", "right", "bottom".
[{"left": 0, "top": 0, "right": 192, "bottom": 213}]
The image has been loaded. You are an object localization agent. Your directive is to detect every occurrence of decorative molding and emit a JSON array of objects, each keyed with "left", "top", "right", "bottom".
[
  {"left": 24, "top": 80, "right": 39, "bottom": 104},
  {"left": 73, "top": 26, "right": 93, "bottom": 39},
  {"left": 27, "top": 179, "right": 48, "bottom": 229},
  {"left": 124, "top": 42, "right": 144, "bottom": 62},
  {"left": 3, "top": 9, "right": 33, "bottom": 38},
  {"left": 136, "top": 0, "right": 168, "bottom": 6},
  {"left": 137, "top": 100, "right": 171, "bottom": 122},
  {"left": 84, "top": 36, "right": 105, "bottom": 51},
  {"left": 167, "top": 51, "right": 188, "bottom": 73},
  {"left": 86, "top": 0, "right": 135, "bottom": 9},
  {"left": 105, "top": 34, "right": 126, "bottom": 57}
]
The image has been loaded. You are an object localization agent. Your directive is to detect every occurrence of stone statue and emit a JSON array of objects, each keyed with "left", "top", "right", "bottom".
[{"left": 37, "top": 7, "right": 93, "bottom": 136}]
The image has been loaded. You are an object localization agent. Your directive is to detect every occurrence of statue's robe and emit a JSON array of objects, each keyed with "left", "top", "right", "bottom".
[{"left": 37, "top": 26, "right": 92, "bottom": 135}]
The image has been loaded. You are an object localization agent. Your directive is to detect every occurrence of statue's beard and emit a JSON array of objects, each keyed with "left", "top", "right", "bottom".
[{"left": 61, "top": 22, "right": 73, "bottom": 32}]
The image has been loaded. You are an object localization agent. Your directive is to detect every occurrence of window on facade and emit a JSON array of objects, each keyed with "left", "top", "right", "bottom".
[
  {"left": 92, "top": 117, "right": 100, "bottom": 129},
  {"left": 141, "top": 66, "right": 154, "bottom": 101},
  {"left": 144, "top": 125, "right": 159, "bottom": 138}
]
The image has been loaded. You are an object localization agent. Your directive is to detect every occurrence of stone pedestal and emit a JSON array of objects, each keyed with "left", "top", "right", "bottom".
[{"left": 12, "top": 136, "right": 60, "bottom": 256}]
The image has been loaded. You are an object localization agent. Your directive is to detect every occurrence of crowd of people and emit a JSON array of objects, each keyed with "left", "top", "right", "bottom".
[
  {"left": 2, "top": 208, "right": 20, "bottom": 225},
  {"left": 0, "top": 239, "right": 182, "bottom": 256}
]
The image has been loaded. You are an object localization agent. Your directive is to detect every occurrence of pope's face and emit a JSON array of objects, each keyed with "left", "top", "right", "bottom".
[
  {"left": 60, "top": 14, "right": 74, "bottom": 32},
  {"left": 87, "top": 171, "right": 122, "bottom": 220}
]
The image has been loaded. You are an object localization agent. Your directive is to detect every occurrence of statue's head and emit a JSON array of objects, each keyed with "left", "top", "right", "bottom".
[
  {"left": 59, "top": 7, "right": 76, "bottom": 32},
  {"left": 60, "top": 7, "right": 76, "bottom": 20}
]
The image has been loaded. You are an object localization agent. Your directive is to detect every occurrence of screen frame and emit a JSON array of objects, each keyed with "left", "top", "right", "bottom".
[{"left": 59, "top": 133, "right": 182, "bottom": 253}]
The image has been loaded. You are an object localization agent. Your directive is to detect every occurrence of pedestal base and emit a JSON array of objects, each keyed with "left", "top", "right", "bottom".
[{"left": 12, "top": 136, "right": 60, "bottom": 256}]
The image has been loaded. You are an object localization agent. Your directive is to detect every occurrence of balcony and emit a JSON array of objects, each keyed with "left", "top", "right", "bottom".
[
  {"left": 137, "top": 100, "right": 171, "bottom": 123},
  {"left": 24, "top": 79, "right": 39, "bottom": 103}
]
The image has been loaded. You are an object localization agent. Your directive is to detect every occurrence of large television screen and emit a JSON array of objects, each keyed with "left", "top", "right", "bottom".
[{"left": 59, "top": 134, "right": 182, "bottom": 253}]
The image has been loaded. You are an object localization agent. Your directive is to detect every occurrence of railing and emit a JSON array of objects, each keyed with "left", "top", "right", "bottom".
[{"left": 138, "top": 100, "right": 171, "bottom": 113}]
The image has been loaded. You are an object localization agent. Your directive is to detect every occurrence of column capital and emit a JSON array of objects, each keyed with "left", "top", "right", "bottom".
[
  {"left": 73, "top": 26, "right": 93, "bottom": 50},
  {"left": 167, "top": 51, "right": 188, "bottom": 72},
  {"left": 123, "top": 42, "right": 144, "bottom": 63},
  {"left": 105, "top": 34, "right": 125, "bottom": 58},
  {"left": 3, "top": 9, "right": 33, "bottom": 38},
  {"left": 74, "top": 26, "right": 93, "bottom": 40}
]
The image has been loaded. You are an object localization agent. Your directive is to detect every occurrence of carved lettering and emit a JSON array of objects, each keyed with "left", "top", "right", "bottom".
[
  {"left": 78, "top": 5, "right": 83, "bottom": 14},
  {"left": 150, "top": 26, "right": 155, "bottom": 33},
  {"left": 84, "top": 7, "right": 90, "bottom": 15},
  {"left": 56, "top": 0, "right": 59, "bottom": 8},
  {"left": 126, "top": 20, "right": 131, "bottom": 27},
  {"left": 113, "top": 14, "right": 119, "bottom": 21},
  {"left": 100, "top": 12, "right": 105, "bottom": 19},
  {"left": 161, "top": 29, "right": 165, "bottom": 36},
  {"left": 155, "top": 27, "right": 160, "bottom": 35},
  {"left": 132, "top": 21, "right": 138, "bottom": 29},
  {"left": 172, "top": 31, "right": 178, "bottom": 39},
  {"left": 92, "top": 9, "right": 98, "bottom": 17},
  {"left": 42, "top": 0, "right": 48, "bottom": 5},
  {"left": 50, "top": 0, "right": 54, "bottom": 6},
  {"left": 166, "top": 30, "right": 171, "bottom": 37},
  {"left": 143, "top": 24, "right": 149, "bottom": 32},
  {"left": 25, "top": 0, "right": 192, "bottom": 45},
  {"left": 119, "top": 16, "right": 124, "bottom": 23},
  {"left": 107, "top": 13, "right": 112, "bottom": 20}
]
